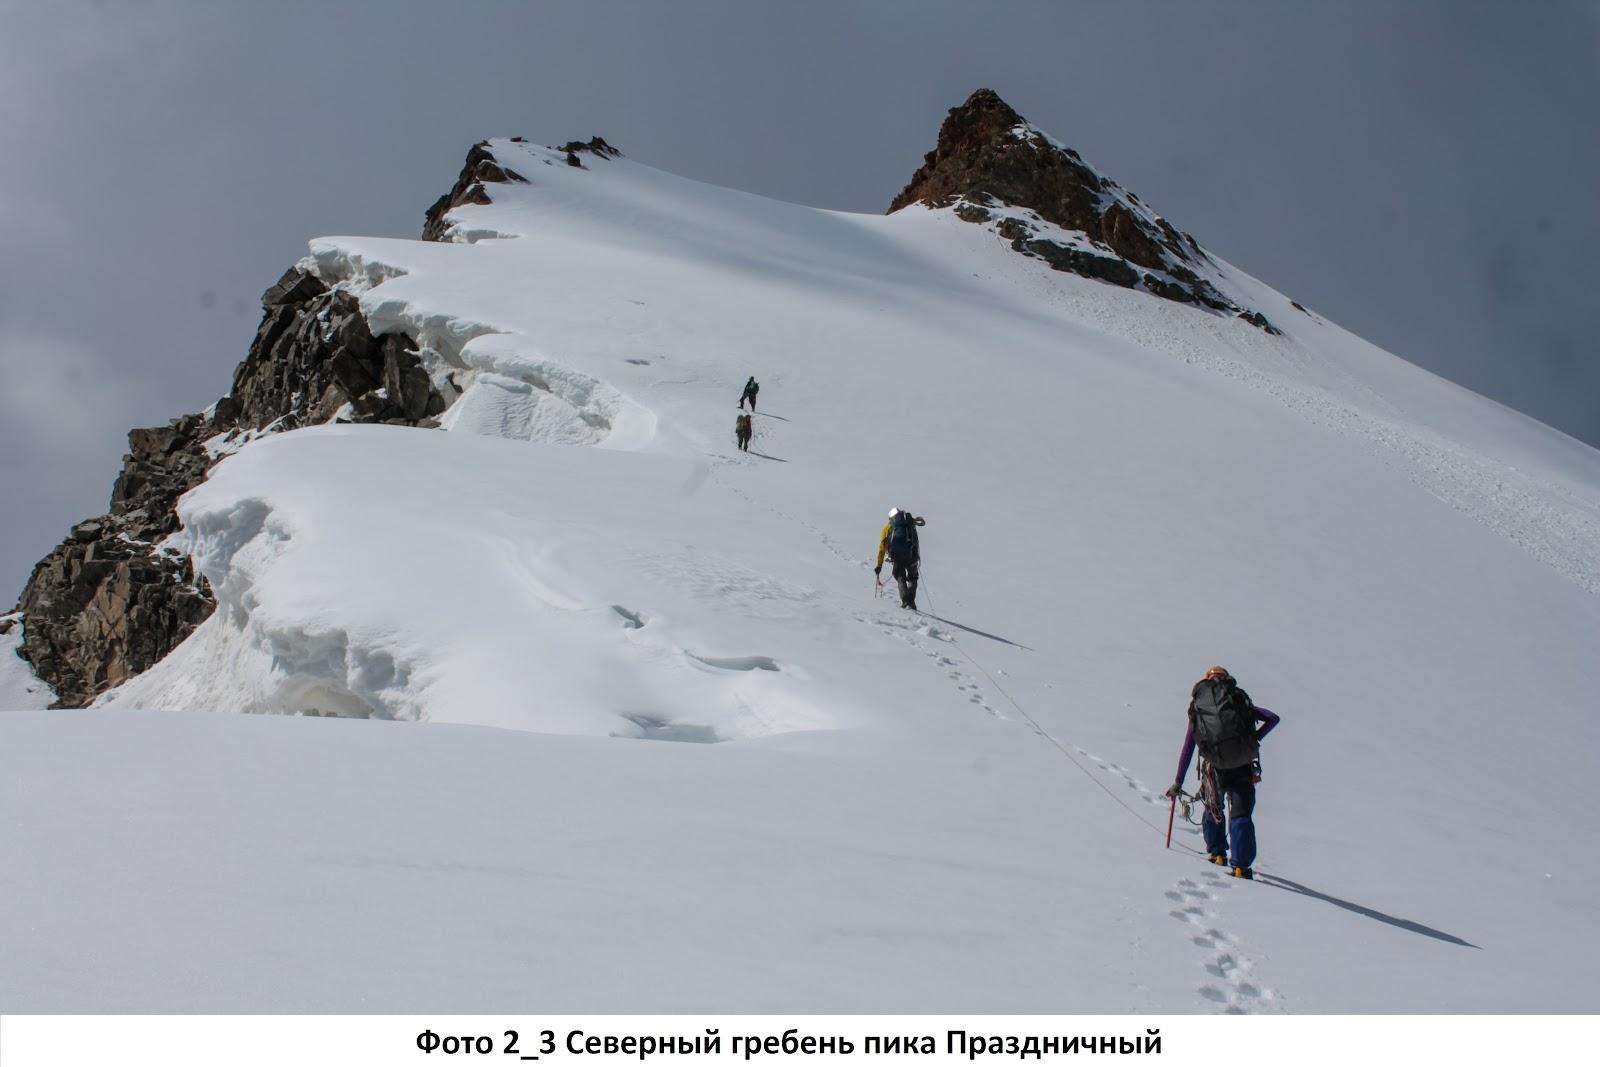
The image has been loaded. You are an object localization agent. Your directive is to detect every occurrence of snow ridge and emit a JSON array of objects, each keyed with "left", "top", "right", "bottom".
[
  {"left": 310, "top": 241, "right": 657, "bottom": 451},
  {"left": 12, "top": 116, "right": 1600, "bottom": 1014}
]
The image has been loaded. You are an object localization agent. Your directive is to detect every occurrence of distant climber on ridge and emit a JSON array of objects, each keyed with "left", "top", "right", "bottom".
[
  {"left": 734, "top": 411, "right": 752, "bottom": 452},
  {"left": 874, "top": 508, "right": 926, "bottom": 610},
  {"left": 738, "top": 376, "right": 759, "bottom": 412},
  {"left": 1165, "top": 666, "right": 1280, "bottom": 879}
]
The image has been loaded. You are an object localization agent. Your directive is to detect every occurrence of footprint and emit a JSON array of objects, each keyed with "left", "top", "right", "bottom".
[
  {"left": 1165, "top": 876, "right": 1281, "bottom": 1012},
  {"left": 686, "top": 653, "right": 779, "bottom": 672},
  {"left": 614, "top": 713, "right": 720, "bottom": 744},
  {"left": 611, "top": 605, "right": 647, "bottom": 629},
  {"left": 858, "top": 609, "right": 1010, "bottom": 722}
]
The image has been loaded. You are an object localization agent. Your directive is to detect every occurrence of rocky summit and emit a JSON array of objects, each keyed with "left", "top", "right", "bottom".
[{"left": 890, "top": 89, "right": 1276, "bottom": 332}]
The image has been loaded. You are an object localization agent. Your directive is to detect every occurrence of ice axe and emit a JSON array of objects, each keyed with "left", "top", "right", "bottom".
[{"left": 1165, "top": 792, "right": 1176, "bottom": 849}]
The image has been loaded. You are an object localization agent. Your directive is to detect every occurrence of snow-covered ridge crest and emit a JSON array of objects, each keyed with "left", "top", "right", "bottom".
[
  {"left": 308, "top": 238, "right": 657, "bottom": 450},
  {"left": 94, "top": 103, "right": 1600, "bottom": 731},
  {"left": 421, "top": 136, "right": 621, "bottom": 244},
  {"left": 9, "top": 133, "right": 672, "bottom": 709},
  {"left": 105, "top": 491, "right": 421, "bottom": 720},
  {"left": 100, "top": 425, "right": 849, "bottom": 738},
  {"left": 24, "top": 90, "right": 1600, "bottom": 726}
]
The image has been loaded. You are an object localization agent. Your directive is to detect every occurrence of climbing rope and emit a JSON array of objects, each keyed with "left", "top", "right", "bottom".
[
  {"left": 722, "top": 474, "right": 1209, "bottom": 859},
  {"left": 1177, "top": 788, "right": 1202, "bottom": 826},
  {"left": 918, "top": 574, "right": 1207, "bottom": 856}
]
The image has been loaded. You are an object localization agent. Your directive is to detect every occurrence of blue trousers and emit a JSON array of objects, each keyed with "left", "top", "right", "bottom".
[{"left": 1201, "top": 763, "right": 1257, "bottom": 869}]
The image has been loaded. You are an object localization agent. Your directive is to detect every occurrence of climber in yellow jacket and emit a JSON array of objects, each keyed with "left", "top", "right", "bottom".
[{"left": 874, "top": 507, "right": 926, "bottom": 610}]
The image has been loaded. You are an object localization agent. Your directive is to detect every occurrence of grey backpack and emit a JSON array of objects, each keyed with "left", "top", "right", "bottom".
[{"left": 1190, "top": 678, "right": 1259, "bottom": 770}]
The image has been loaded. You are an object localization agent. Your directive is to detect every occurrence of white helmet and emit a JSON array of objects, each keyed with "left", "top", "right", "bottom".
[{"left": 888, "top": 508, "right": 900, "bottom": 518}]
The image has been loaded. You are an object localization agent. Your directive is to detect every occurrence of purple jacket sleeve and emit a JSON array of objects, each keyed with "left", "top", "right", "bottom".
[
  {"left": 1173, "top": 720, "right": 1196, "bottom": 787},
  {"left": 1175, "top": 705, "right": 1280, "bottom": 787}
]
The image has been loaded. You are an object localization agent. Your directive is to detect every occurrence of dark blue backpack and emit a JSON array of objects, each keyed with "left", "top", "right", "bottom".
[{"left": 887, "top": 512, "right": 919, "bottom": 563}]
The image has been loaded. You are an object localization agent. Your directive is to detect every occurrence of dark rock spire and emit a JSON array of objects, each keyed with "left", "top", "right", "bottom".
[{"left": 891, "top": 89, "right": 1276, "bottom": 332}]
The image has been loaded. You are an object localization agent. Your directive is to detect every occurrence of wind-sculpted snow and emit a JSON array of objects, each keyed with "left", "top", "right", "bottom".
[
  {"left": 99, "top": 426, "right": 852, "bottom": 741},
  {"left": 309, "top": 240, "right": 656, "bottom": 450},
  {"left": 438, "top": 333, "right": 655, "bottom": 449}
]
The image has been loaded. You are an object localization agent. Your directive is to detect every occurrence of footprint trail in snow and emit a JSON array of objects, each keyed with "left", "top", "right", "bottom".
[
  {"left": 1165, "top": 871, "right": 1281, "bottom": 1013},
  {"left": 722, "top": 453, "right": 1285, "bottom": 1011}
]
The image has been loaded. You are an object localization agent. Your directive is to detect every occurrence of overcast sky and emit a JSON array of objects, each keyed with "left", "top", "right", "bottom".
[{"left": 2, "top": 0, "right": 1597, "bottom": 597}]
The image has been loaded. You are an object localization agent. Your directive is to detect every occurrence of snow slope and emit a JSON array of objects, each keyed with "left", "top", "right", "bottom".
[{"left": 5, "top": 139, "right": 1598, "bottom": 1012}]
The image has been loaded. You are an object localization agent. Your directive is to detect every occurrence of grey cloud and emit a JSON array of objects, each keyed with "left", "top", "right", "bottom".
[{"left": 1485, "top": 243, "right": 1525, "bottom": 304}]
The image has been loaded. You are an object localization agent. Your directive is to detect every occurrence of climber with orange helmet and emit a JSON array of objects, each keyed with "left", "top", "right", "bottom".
[{"left": 1164, "top": 666, "right": 1281, "bottom": 879}]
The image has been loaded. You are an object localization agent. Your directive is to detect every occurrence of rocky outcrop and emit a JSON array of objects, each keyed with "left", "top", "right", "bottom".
[
  {"left": 891, "top": 89, "right": 1278, "bottom": 334},
  {"left": 230, "top": 267, "right": 447, "bottom": 429},
  {"left": 110, "top": 413, "right": 218, "bottom": 541},
  {"left": 17, "top": 523, "right": 213, "bottom": 709},
  {"left": 15, "top": 261, "right": 450, "bottom": 706},
  {"left": 424, "top": 137, "right": 621, "bottom": 234},
  {"left": 556, "top": 137, "right": 622, "bottom": 168},
  {"left": 423, "top": 140, "right": 530, "bottom": 242},
  {"left": 15, "top": 405, "right": 223, "bottom": 705}
]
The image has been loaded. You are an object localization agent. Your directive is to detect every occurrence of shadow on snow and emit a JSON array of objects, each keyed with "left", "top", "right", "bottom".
[
  {"left": 920, "top": 611, "right": 1034, "bottom": 651},
  {"left": 1255, "top": 872, "right": 1479, "bottom": 949}
]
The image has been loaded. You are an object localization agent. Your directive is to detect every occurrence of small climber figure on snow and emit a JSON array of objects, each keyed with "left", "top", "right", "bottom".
[
  {"left": 738, "top": 376, "right": 759, "bottom": 411},
  {"left": 874, "top": 507, "right": 925, "bottom": 610},
  {"left": 735, "top": 411, "right": 752, "bottom": 452}
]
